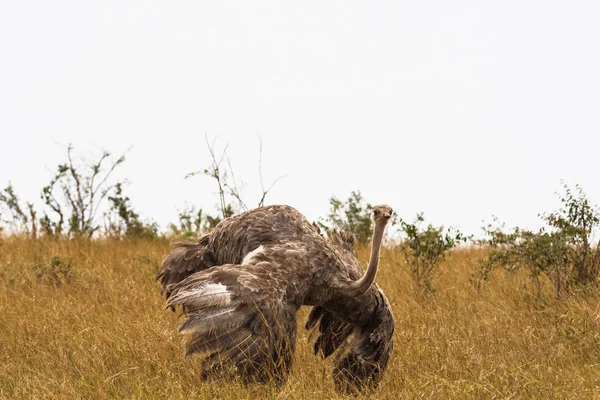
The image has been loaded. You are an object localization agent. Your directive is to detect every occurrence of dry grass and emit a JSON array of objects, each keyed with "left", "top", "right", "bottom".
[{"left": 1, "top": 238, "right": 599, "bottom": 399}]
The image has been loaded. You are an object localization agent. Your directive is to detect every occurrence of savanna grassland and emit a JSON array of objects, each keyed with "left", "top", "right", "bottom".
[{"left": 1, "top": 238, "right": 599, "bottom": 400}]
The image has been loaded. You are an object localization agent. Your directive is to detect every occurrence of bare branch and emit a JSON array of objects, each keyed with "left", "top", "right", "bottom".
[
  {"left": 89, "top": 183, "right": 121, "bottom": 226},
  {"left": 90, "top": 148, "right": 128, "bottom": 201},
  {"left": 258, "top": 136, "right": 266, "bottom": 195},
  {"left": 87, "top": 150, "right": 111, "bottom": 220},
  {"left": 204, "top": 134, "right": 229, "bottom": 219},
  {"left": 257, "top": 174, "right": 287, "bottom": 208},
  {"left": 224, "top": 155, "right": 247, "bottom": 211},
  {"left": 256, "top": 136, "right": 286, "bottom": 208},
  {"left": 66, "top": 144, "right": 86, "bottom": 229},
  {"left": 186, "top": 135, "right": 285, "bottom": 221}
]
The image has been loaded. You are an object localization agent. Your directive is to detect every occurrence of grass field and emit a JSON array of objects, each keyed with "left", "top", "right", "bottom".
[{"left": 1, "top": 238, "right": 599, "bottom": 399}]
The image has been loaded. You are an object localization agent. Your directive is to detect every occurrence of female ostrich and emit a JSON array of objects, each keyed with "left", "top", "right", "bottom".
[{"left": 157, "top": 204, "right": 393, "bottom": 392}]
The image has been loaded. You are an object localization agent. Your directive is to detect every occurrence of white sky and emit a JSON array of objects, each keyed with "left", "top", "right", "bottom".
[{"left": 1, "top": 1, "right": 599, "bottom": 237}]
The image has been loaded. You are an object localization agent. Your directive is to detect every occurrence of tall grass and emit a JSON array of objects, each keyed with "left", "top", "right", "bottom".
[{"left": 1, "top": 238, "right": 599, "bottom": 399}]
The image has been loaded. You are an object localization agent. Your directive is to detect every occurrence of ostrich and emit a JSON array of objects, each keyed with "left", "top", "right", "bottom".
[{"left": 157, "top": 204, "right": 394, "bottom": 393}]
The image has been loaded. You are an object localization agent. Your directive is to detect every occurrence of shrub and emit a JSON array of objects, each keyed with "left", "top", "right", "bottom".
[
  {"left": 0, "top": 183, "right": 38, "bottom": 238},
  {"left": 32, "top": 256, "right": 74, "bottom": 288},
  {"left": 40, "top": 144, "right": 127, "bottom": 238},
  {"left": 480, "top": 183, "right": 600, "bottom": 298},
  {"left": 166, "top": 205, "right": 226, "bottom": 239},
  {"left": 398, "top": 213, "right": 467, "bottom": 293},
  {"left": 105, "top": 183, "right": 158, "bottom": 240},
  {"left": 543, "top": 183, "right": 600, "bottom": 287},
  {"left": 318, "top": 191, "right": 374, "bottom": 244},
  {"left": 0, "top": 144, "right": 129, "bottom": 238}
]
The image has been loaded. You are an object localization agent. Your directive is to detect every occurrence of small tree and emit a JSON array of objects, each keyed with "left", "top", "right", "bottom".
[
  {"left": 543, "top": 183, "right": 600, "bottom": 287},
  {"left": 318, "top": 191, "right": 374, "bottom": 244},
  {"left": 166, "top": 205, "right": 226, "bottom": 239},
  {"left": 105, "top": 183, "right": 158, "bottom": 239},
  {"left": 40, "top": 144, "right": 127, "bottom": 238},
  {"left": 399, "top": 213, "right": 467, "bottom": 293},
  {"left": 1, "top": 144, "right": 133, "bottom": 239},
  {"left": 168, "top": 206, "right": 204, "bottom": 239},
  {"left": 479, "top": 183, "right": 600, "bottom": 298},
  {"left": 0, "top": 183, "right": 38, "bottom": 238},
  {"left": 479, "top": 223, "right": 569, "bottom": 298}
]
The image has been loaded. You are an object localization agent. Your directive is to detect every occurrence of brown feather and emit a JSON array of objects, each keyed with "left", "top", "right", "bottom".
[
  {"left": 166, "top": 245, "right": 303, "bottom": 384},
  {"left": 159, "top": 204, "right": 394, "bottom": 393},
  {"left": 156, "top": 240, "right": 216, "bottom": 300}
]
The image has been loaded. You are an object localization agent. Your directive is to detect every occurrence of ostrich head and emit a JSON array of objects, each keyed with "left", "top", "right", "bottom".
[{"left": 371, "top": 205, "right": 393, "bottom": 224}]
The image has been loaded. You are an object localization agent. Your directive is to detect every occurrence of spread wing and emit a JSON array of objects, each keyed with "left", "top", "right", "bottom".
[
  {"left": 165, "top": 246, "right": 301, "bottom": 384},
  {"left": 304, "top": 229, "right": 359, "bottom": 358},
  {"left": 331, "top": 290, "right": 394, "bottom": 393},
  {"left": 306, "top": 288, "right": 394, "bottom": 393},
  {"left": 156, "top": 237, "right": 215, "bottom": 299},
  {"left": 306, "top": 306, "right": 353, "bottom": 358},
  {"left": 306, "top": 229, "right": 394, "bottom": 393}
]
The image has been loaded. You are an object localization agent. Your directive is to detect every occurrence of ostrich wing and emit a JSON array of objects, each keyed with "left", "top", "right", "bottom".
[
  {"left": 305, "top": 229, "right": 359, "bottom": 358},
  {"left": 306, "top": 229, "right": 394, "bottom": 393},
  {"left": 306, "top": 287, "right": 394, "bottom": 393},
  {"left": 332, "top": 289, "right": 394, "bottom": 393},
  {"left": 306, "top": 305, "right": 353, "bottom": 358},
  {"left": 157, "top": 204, "right": 321, "bottom": 298},
  {"left": 166, "top": 243, "right": 306, "bottom": 384},
  {"left": 156, "top": 237, "right": 215, "bottom": 299}
]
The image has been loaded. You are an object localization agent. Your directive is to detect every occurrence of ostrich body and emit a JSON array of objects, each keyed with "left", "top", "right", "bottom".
[{"left": 157, "top": 204, "right": 393, "bottom": 392}]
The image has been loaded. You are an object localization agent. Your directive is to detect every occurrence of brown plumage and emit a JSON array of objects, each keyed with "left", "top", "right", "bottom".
[
  {"left": 157, "top": 204, "right": 394, "bottom": 393},
  {"left": 306, "top": 227, "right": 395, "bottom": 393}
]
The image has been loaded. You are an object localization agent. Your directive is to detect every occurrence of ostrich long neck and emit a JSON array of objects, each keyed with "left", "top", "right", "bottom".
[{"left": 339, "top": 219, "right": 388, "bottom": 297}]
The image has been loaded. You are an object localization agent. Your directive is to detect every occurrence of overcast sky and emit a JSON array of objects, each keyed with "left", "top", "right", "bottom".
[{"left": 1, "top": 1, "right": 599, "bottom": 237}]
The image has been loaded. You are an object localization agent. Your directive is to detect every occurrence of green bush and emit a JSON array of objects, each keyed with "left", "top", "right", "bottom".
[
  {"left": 398, "top": 213, "right": 467, "bottom": 293},
  {"left": 480, "top": 183, "right": 600, "bottom": 298},
  {"left": 105, "top": 183, "right": 158, "bottom": 240},
  {"left": 318, "top": 191, "right": 374, "bottom": 244}
]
